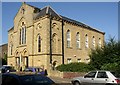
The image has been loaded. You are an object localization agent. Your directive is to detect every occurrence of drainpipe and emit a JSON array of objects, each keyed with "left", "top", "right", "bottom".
[
  {"left": 62, "top": 19, "right": 64, "bottom": 64},
  {"left": 49, "top": 13, "right": 52, "bottom": 64}
]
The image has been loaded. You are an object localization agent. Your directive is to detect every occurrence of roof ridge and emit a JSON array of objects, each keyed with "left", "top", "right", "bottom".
[
  {"left": 48, "top": 6, "right": 61, "bottom": 18},
  {"left": 61, "top": 15, "right": 105, "bottom": 34},
  {"left": 46, "top": 6, "right": 50, "bottom": 14}
]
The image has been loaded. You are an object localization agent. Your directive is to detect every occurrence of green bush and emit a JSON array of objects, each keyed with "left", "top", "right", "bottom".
[{"left": 56, "top": 62, "right": 94, "bottom": 72}]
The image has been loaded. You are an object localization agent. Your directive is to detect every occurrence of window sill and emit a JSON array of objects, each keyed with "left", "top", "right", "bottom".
[
  {"left": 17, "top": 44, "right": 27, "bottom": 48},
  {"left": 76, "top": 48, "right": 82, "bottom": 50},
  {"left": 66, "top": 47, "right": 72, "bottom": 49}
]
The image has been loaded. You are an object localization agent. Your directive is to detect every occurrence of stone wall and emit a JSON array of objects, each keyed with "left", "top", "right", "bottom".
[
  {"left": 49, "top": 70, "right": 86, "bottom": 78},
  {"left": 63, "top": 72, "right": 86, "bottom": 78}
]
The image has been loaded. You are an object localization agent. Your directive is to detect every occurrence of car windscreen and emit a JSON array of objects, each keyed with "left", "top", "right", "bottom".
[
  {"left": 19, "top": 75, "right": 54, "bottom": 84},
  {"left": 34, "top": 75, "right": 54, "bottom": 84},
  {"left": 111, "top": 72, "right": 120, "bottom": 78},
  {"left": 19, "top": 75, "right": 33, "bottom": 84}
]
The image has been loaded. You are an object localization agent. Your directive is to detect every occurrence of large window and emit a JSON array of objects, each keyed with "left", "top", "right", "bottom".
[
  {"left": 66, "top": 30, "right": 71, "bottom": 47},
  {"left": 38, "top": 35, "right": 41, "bottom": 52},
  {"left": 98, "top": 38, "right": 101, "bottom": 47},
  {"left": 52, "top": 33, "right": 57, "bottom": 53},
  {"left": 22, "top": 27, "right": 24, "bottom": 44},
  {"left": 10, "top": 44, "right": 13, "bottom": 55},
  {"left": 19, "top": 29, "right": 21, "bottom": 45},
  {"left": 85, "top": 34, "right": 89, "bottom": 48},
  {"left": 24, "top": 27, "right": 26, "bottom": 44},
  {"left": 76, "top": 32, "right": 80, "bottom": 49},
  {"left": 19, "top": 23, "right": 26, "bottom": 45},
  {"left": 92, "top": 36, "right": 95, "bottom": 49}
]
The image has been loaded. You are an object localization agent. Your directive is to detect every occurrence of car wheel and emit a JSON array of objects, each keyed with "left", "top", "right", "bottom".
[{"left": 74, "top": 81, "right": 81, "bottom": 85}]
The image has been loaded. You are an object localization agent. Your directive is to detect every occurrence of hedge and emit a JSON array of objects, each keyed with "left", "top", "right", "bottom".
[{"left": 56, "top": 62, "right": 94, "bottom": 72}]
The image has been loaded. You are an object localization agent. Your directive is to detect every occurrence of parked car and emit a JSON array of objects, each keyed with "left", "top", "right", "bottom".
[
  {"left": 0, "top": 65, "right": 16, "bottom": 73},
  {"left": 2, "top": 73, "right": 56, "bottom": 85},
  {"left": 23, "top": 67, "right": 45, "bottom": 75},
  {"left": 71, "top": 70, "right": 120, "bottom": 85}
]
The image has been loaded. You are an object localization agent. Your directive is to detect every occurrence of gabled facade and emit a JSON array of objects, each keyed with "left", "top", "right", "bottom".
[{"left": 8, "top": 3, "right": 105, "bottom": 70}]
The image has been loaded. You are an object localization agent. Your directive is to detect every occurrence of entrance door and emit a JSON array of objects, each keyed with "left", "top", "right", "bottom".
[
  {"left": 16, "top": 57, "right": 20, "bottom": 66},
  {"left": 25, "top": 57, "right": 28, "bottom": 67}
]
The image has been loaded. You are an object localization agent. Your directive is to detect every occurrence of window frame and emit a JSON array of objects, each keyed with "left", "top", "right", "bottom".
[
  {"left": 84, "top": 71, "right": 96, "bottom": 78},
  {"left": 97, "top": 72, "right": 108, "bottom": 78},
  {"left": 92, "top": 36, "right": 95, "bottom": 49},
  {"left": 76, "top": 32, "right": 80, "bottom": 49},
  {"left": 85, "top": 34, "right": 89, "bottom": 48},
  {"left": 67, "top": 58, "right": 72, "bottom": 64},
  {"left": 38, "top": 35, "right": 41, "bottom": 52},
  {"left": 66, "top": 30, "right": 71, "bottom": 48}
]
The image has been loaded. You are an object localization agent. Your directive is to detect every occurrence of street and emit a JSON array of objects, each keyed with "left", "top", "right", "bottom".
[{"left": 49, "top": 76, "right": 72, "bottom": 85}]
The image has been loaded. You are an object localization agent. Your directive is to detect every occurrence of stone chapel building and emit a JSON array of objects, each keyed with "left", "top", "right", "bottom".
[{"left": 8, "top": 3, "right": 105, "bottom": 70}]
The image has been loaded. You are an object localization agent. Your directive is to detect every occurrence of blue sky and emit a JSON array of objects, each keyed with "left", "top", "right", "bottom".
[{"left": 1, "top": 2, "right": 118, "bottom": 45}]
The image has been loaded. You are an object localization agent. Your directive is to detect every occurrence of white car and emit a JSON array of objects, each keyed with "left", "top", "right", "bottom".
[{"left": 71, "top": 70, "right": 120, "bottom": 85}]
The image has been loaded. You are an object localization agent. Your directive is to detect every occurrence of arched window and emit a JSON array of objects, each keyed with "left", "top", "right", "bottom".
[
  {"left": 38, "top": 35, "right": 41, "bottom": 52},
  {"left": 98, "top": 38, "right": 101, "bottom": 47},
  {"left": 10, "top": 44, "right": 13, "bottom": 55},
  {"left": 85, "top": 34, "right": 89, "bottom": 48},
  {"left": 22, "top": 27, "right": 24, "bottom": 44},
  {"left": 66, "top": 30, "right": 71, "bottom": 47},
  {"left": 92, "top": 36, "right": 95, "bottom": 48},
  {"left": 19, "top": 29, "right": 21, "bottom": 45},
  {"left": 20, "top": 22, "right": 26, "bottom": 45},
  {"left": 24, "top": 27, "right": 26, "bottom": 44},
  {"left": 76, "top": 32, "right": 80, "bottom": 48},
  {"left": 52, "top": 33, "right": 57, "bottom": 53}
]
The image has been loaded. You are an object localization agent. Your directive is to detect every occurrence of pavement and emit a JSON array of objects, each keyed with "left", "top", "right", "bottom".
[{"left": 49, "top": 76, "right": 72, "bottom": 84}]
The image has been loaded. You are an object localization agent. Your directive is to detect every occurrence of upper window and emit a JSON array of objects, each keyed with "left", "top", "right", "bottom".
[
  {"left": 52, "top": 33, "right": 57, "bottom": 53},
  {"left": 22, "top": 27, "right": 24, "bottom": 44},
  {"left": 76, "top": 32, "right": 80, "bottom": 49},
  {"left": 98, "top": 38, "right": 101, "bottom": 47},
  {"left": 19, "top": 23, "right": 26, "bottom": 45},
  {"left": 92, "top": 36, "right": 95, "bottom": 49},
  {"left": 19, "top": 29, "right": 21, "bottom": 45},
  {"left": 10, "top": 44, "right": 13, "bottom": 55},
  {"left": 66, "top": 30, "right": 71, "bottom": 47},
  {"left": 38, "top": 35, "right": 41, "bottom": 52},
  {"left": 85, "top": 34, "right": 89, "bottom": 48},
  {"left": 22, "top": 8, "right": 25, "bottom": 14}
]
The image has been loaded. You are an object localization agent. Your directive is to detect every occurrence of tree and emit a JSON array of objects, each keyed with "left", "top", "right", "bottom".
[
  {"left": 89, "top": 38, "right": 120, "bottom": 73},
  {"left": 2, "top": 54, "right": 7, "bottom": 65}
]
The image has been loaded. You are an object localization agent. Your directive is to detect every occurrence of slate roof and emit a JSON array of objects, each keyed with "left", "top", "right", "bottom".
[
  {"left": 61, "top": 16, "right": 105, "bottom": 34},
  {"left": 9, "top": 3, "right": 105, "bottom": 34},
  {"left": 30, "top": 4, "right": 104, "bottom": 34},
  {"left": 33, "top": 6, "right": 61, "bottom": 20}
]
